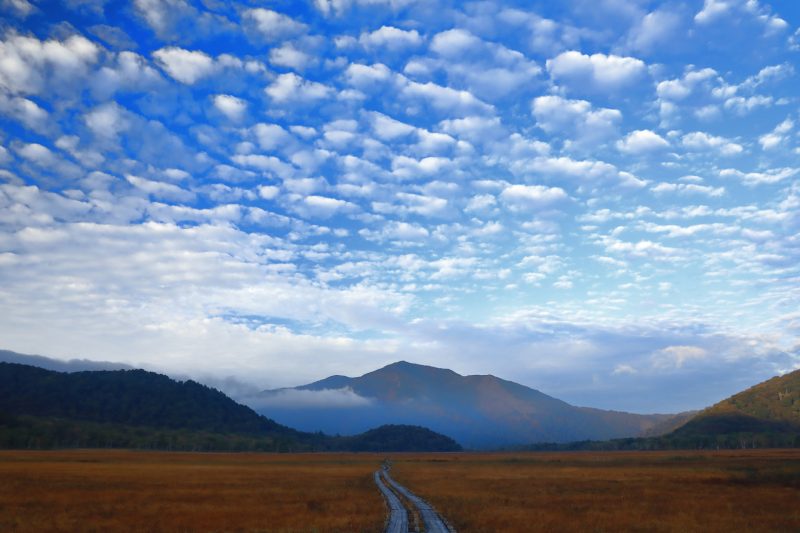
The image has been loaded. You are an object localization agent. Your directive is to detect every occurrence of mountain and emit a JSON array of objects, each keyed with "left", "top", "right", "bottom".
[
  {"left": 667, "top": 367, "right": 800, "bottom": 446},
  {"left": 523, "top": 368, "right": 800, "bottom": 451},
  {"left": 250, "top": 361, "right": 682, "bottom": 449},
  {"left": 0, "top": 349, "right": 132, "bottom": 372},
  {"left": 0, "top": 362, "right": 459, "bottom": 452}
]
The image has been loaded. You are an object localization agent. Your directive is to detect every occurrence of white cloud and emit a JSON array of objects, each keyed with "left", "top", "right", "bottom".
[
  {"left": 2, "top": 0, "right": 36, "bottom": 17},
  {"left": 152, "top": 47, "right": 215, "bottom": 84},
  {"left": 514, "top": 156, "right": 644, "bottom": 190},
  {"left": 532, "top": 95, "right": 621, "bottom": 149},
  {"left": 652, "top": 345, "right": 708, "bottom": 369},
  {"left": 370, "top": 112, "right": 416, "bottom": 140},
  {"left": 230, "top": 154, "right": 296, "bottom": 178},
  {"left": 360, "top": 221, "right": 430, "bottom": 243},
  {"left": 723, "top": 95, "right": 773, "bottom": 115},
  {"left": 258, "top": 185, "right": 280, "bottom": 200},
  {"left": 625, "top": 10, "right": 682, "bottom": 53},
  {"left": 694, "top": 0, "right": 732, "bottom": 24},
  {"left": 344, "top": 63, "right": 392, "bottom": 90},
  {"left": 719, "top": 167, "right": 798, "bottom": 186},
  {"left": 604, "top": 238, "right": 683, "bottom": 260},
  {"left": 0, "top": 33, "right": 100, "bottom": 96},
  {"left": 656, "top": 68, "right": 717, "bottom": 100},
  {"left": 465, "top": 194, "right": 497, "bottom": 213},
  {"left": 134, "top": 0, "right": 234, "bottom": 41},
  {"left": 265, "top": 73, "right": 333, "bottom": 104},
  {"left": 360, "top": 26, "right": 422, "bottom": 51},
  {"left": 391, "top": 155, "right": 453, "bottom": 180},
  {"left": 125, "top": 174, "right": 195, "bottom": 202},
  {"left": 395, "top": 192, "right": 449, "bottom": 218},
  {"left": 213, "top": 94, "right": 248, "bottom": 121},
  {"left": 695, "top": 0, "right": 788, "bottom": 35},
  {"left": 251, "top": 123, "right": 292, "bottom": 151},
  {"left": 242, "top": 8, "right": 308, "bottom": 42},
  {"left": 651, "top": 182, "right": 725, "bottom": 197},
  {"left": 400, "top": 78, "right": 494, "bottom": 116},
  {"left": 499, "top": 184, "right": 568, "bottom": 212},
  {"left": 269, "top": 44, "right": 315, "bottom": 71},
  {"left": 84, "top": 102, "right": 130, "bottom": 139},
  {"left": 546, "top": 51, "right": 646, "bottom": 92},
  {"left": 430, "top": 28, "right": 481, "bottom": 57},
  {"left": 248, "top": 387, "right": 374, "bottom": 408},
  {"left": 682, "top": 131, "right": 743, "bottom": 155},
  {"left": 14, "top": 142, "right": 82, "bottom": 179},
  {"left": 791, "top": 28, "right": 800, "bottom": 51},
  {"left": 758, "top": 119, "right": 793, "bottom": 150},
  {"left": 426, "top": 29, "right": 541, "bottom": 101},
  {"left": 0, "top": 94, "right": 49, "bottom": 132},
  {"left": 616, "top": 130, "right": 670, "bottom": 154},
  {"left": 92, "top": 51, "right": 163, "bottom": 98},
  {"left": 612, "top": 364, "right": 637, "bottom": 375},
  {"left": 300, "top": 195, "right": 357, "bottom": 219},
  {"left": 314, "top": 0, "right": 419, "bottom": 17}
]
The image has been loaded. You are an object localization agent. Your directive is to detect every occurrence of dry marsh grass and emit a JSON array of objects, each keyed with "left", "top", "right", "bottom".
[
  {"left": 2, "top": 449, "right": 799, "bottom": 532},
  {"left": 391, "top": 449, "right": 800, "bottom": 532},
  {"left": 0, "top": 450, "right": 385, "bottom": 532}
]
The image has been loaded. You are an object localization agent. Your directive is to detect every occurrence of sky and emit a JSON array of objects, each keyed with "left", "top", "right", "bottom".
[{"left": 0, "top": 0, "right": 799, "bottom": 413}]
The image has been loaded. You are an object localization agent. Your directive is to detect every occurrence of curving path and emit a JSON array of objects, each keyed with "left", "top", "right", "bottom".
[
  {"left": 374, "top": 466, "right": 454, "bottom": 533},
  {"left": 374, "top": 470, "right": 409, "bottom": 533}
]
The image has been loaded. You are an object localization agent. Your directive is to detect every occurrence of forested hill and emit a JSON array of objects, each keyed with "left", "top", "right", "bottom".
[
  {"left": 0, "top": 362, "right": 293, "bottom": 435},
  {"left": 670, "top": 367, "right": 800, "bottom": 439},
  {"left": 0, "top": 362, "right": 461, "bottom": 452}
]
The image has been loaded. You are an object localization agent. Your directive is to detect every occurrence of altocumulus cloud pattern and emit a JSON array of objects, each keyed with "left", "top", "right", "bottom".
[{"left": 0, "top": 0, "right": 798, "bottom": 412}]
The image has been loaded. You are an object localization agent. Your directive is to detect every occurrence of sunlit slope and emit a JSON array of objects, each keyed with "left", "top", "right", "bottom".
[{"left": 673, "top": 368, "right": 800, "bottom": 437}]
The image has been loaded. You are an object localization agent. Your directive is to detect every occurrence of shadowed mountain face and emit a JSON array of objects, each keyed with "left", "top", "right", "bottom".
[{"left": 250, "top": 361, "right": 680, "bottom": 448}]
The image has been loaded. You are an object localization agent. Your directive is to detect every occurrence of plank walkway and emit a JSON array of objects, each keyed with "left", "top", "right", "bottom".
[
  {"left": 374, "top": 470, "right": 409, "bottom": 533},
  {"left": 374, "top": 466, "right": 455, "bottom": 533}
]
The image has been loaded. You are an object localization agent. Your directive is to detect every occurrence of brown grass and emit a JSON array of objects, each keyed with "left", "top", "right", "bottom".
[
  {"left": 390, "top": 449, "right": 800, "bottom": 533},
  {"left": 0, "top": 450, "right": 385, "bottom": 532},
  {"left": 2, "top": 449, "right": 799, "bottom": 532}
]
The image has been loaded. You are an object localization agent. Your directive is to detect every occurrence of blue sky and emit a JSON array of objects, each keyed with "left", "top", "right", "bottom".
[{"left": 1, "top": 0, "right": 798, "bottom": 413}]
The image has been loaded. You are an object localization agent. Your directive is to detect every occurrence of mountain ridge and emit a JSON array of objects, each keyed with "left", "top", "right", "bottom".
[
  {"left": 0, "top": 362, "right": 461, "bottom": 452},
  {"left": 252, "top": 360, "right": 685, "bottom": 448}
]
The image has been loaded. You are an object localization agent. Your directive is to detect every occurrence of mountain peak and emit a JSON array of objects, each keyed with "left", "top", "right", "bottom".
[{"left": 373, "top": 360, "right": 460, "bottom": 375}]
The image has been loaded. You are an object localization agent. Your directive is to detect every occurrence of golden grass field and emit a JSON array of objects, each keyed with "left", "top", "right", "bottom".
[
  {"left": 0, "top": 450, "right": 385, "bottom": 532},
  {"left": 1, "top": 449, "right": 799, "bottom": 532},
  {"left": 391, "top": 449, "right": 800, "bottom": 532}
]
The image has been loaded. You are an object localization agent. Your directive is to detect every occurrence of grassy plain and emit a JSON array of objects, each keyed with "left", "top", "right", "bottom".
[
  {"left": 1, "top": 449, "right": 799, "bottom": 532},
  {"left": 392, "top": 449, "right": 800, "bottom": 532},
  {"left": 0, "top": 450, "right": 385, "bottom": 532}
]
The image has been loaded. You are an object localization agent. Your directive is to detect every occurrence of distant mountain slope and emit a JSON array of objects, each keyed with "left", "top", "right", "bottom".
[
  {"left": 524, "top": 368, "right": 800, "bottom": 451},
  {"left": 670, "top": 368, "right": 800, "bottom": 440},
  {"left": 252, "top": 361, "right": 681, "bottom": 448},
  {"left": 0, "top": 362, "right": 460, "bottom": 452},
  {"left": 0, "top": 349, "right": 132, "bottom": 372}
]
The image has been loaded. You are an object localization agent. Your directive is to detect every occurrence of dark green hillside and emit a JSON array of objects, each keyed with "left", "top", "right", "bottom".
[
  {"left": 335, "top": 424, "right": 462, "bottom": 452},
  {"left": 0, "top": 362, "right": 292, "bottom": 436}
]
